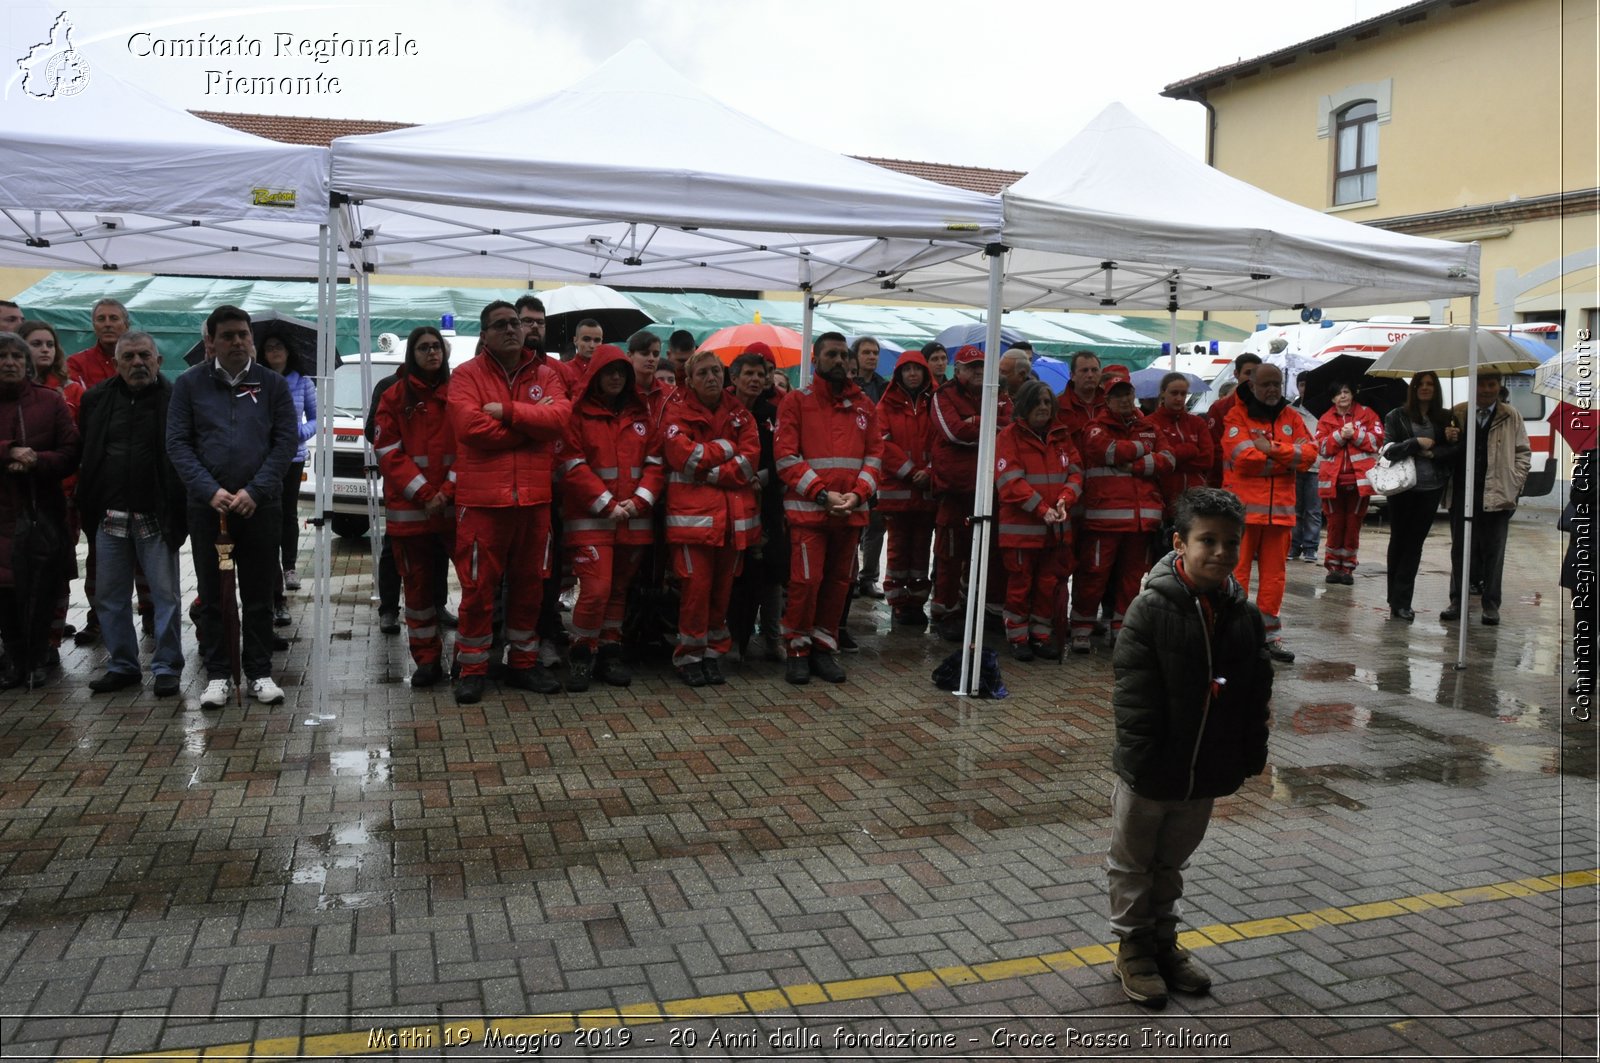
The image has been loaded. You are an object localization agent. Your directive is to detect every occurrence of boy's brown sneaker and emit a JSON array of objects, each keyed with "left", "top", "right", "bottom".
[
  {"left": 1157, "top": 943, "right": 1212, "bottom": 994},
  {"left": 1113, "top": 942, "right": 1168, "bottom": 1007}
]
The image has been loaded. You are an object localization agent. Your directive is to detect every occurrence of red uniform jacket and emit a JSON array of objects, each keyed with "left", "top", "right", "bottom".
[
  {"left": 67, "top": 345, "right": 117, "bottom": 392},
  {"left": 557, "top": 347, "right": 665, "bottom": 546},
  {"left": 1056, "top": 384, "right": 1106, "bottom": 450},
  {"left": 1203, "top": 391, "right": 1240, "bottom": 486},
  {"left": 373, "top": 373, "right": 456, "bottom": 537},
  {"left": 1222, "top": 400, "right": 1317, "bottom": 525},
  {"left": 930, "top": 380, "right": 1010, "bottom": 496},
  {"left": 994, "top": 420, "right": 1084, "bottom": 549},
  {"left": 1081, "top": 407, "right": 1173, "bottom": 533},
  {"left": 774, "top": 375, "right": 883, "bottom": 529},
  {"left": 876, "top": 356, "right": 936, "bottom": 514},
  {"left": 1316, "top": 403, "right": 1384, "bottom": 499},
  {"left": 446, "top": 350, "right": 571, "bottom": 508},
  {"left": 659, "top": 388, "right": 761, "bottom": 548},
  {"left": 1146, "top": 403, "right": 1217, "bottom": 515}
]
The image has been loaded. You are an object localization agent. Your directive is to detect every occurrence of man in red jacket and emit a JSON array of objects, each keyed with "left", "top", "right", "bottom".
[
  {"left": 775, "top": 332, "right": 883, "bottom": 685},
  {"left": 446, "top": 301, "right": 572, "bottom": 704},
  {"left": 66, "top": 298, "right": 129, "bottom": 391},
  {"left": 1203, "top": 352, "right": 1262, "bottom": 486},
  {"left": 1056, "top": 350, "right": 1106, "bottom": 449}
]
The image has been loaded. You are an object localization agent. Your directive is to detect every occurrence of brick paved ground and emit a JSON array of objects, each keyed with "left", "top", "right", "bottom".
[{"left": 0, "top": 516, "right": 1593, "bottom": 1060}]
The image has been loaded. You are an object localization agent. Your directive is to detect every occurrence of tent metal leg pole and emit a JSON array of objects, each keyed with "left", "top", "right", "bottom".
[
  {"left": 1455, "top": 295, "right": 1480, "bottom": 671},
  {"left": 310, "top": 206, "right": 338, "bottom": 721},
  {"left": 1168, "top": 307, "right": 1179, "bottom": 370},
  {"left": 355, "top": 274, "right": 381, "bottom": 604},
  {"left": 957, "top": 247, "right": 1007, "bottom": 697},
  {"left": 799, "top": 255, "right": 814, "bottom": 388}
]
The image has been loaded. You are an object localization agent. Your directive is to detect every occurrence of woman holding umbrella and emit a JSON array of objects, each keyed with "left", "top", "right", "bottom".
[
  {"left": 0, "top": 332, "right": 80, "bottom": 688},
  {"left": 1379, "top": 371, "right": 1460, "bottom": 620},
  {"left": 1315, "top": 382, "right": 1384, "bottom": 585}
]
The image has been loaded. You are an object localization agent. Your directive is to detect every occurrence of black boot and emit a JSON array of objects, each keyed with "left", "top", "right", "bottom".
[
  {"left": 593, "top": 645, "right": 632, "bottom": 687},
  {"left": 785, "top": 655, "right": 810, "bottom": 685},
  {"left": 453, "top": 674, "right": 485, "bottom": 704},
  {"left": 809, "top": 651, "right": 846, "bottom": 684},
  {"left": 676, "top": 661, "right": 708, "bottom": 687},
  {"left": 566, "top": 645, "right": 593, "bottom": 693},
  {"left": 701, "top": 658, "right": 727, "bottom": 685}
]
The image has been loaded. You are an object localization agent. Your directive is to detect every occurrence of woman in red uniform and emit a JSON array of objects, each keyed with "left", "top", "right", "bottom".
[
  {"left": 372, "top": 327, "right": 457, "bottom": 687},
  {"left": 1315, "top": 382, "right": 1383, "bottom": 585},
  {"left": 557, "top": 345, "right": 664, "bottom": 691},
  {"left": 995, "top": 381, "right": 1083, "bottom": 660},
  {"left": 875, "top": 349, "right": 938, "bottom": 628}
]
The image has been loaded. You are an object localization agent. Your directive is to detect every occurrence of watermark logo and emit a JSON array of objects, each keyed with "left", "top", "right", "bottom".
[{"left": 16, "top": 11, "right": 91, "bottom": 98}]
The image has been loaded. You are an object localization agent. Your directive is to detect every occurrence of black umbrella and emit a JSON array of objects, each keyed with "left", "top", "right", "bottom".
[
  {"left": 543, "top": 307, "right": 653, "bottom": 357},
  {"left": 183, "top": 311, "right": 320, "bottom": 375},
  {"left": 1299, "top": 355, "right": 1408, "bottom": 420}
]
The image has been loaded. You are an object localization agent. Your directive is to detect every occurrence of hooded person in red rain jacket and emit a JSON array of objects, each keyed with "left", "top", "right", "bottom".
[
  {"left": 1071, "top": 366, "right": 1174, "bottom": 654},
  {"left": 446, "top": 300, "right": 572, "bottom": 704},
  {"left": 876, "top": 348, "right": 938, "bottom": 628},
  {"left": 372, "top": 327, "right": 457, "bottom": 689},
  {"left": 774, "top": 332, "right": 884, "bottom": 685},
  {"left": 659, "top": 350, "right": 761, "bottom": 688},
  {"left": 556, "top": 344, "right": 666, "bottom": 692},
  {"left": 1314, "top": 382, "right": 1384, "bottom": 585},
  {"left": 995, "top": 381, "right": 1084, "bottom": 660},
  {"left": 1146, "top": 370, "right": 1217, "bottom": 522}
]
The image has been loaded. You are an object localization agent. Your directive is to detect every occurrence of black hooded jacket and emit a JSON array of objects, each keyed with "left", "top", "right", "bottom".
[{"left": 1111, "top": 550, "right": 1273, "bottom": 800}]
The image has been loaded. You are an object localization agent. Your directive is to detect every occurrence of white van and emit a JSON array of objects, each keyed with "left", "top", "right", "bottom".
[{"left": 301, "top": 331, "right": 479, "bottom": 539}]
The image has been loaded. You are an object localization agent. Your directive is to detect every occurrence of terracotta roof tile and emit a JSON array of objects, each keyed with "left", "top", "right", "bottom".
[{"left": 193, "top": 111, "right": 1021, "bottom": 194}]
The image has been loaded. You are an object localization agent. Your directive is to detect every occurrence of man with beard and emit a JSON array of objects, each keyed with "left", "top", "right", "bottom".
[
  {"left": 1220, "top": 363, "right": 1314, "bottom": 662},
  {"left": 1205, "top": 352, "right": 1262, "bottom": 486},
  {"left": 774, "top": 332, "right": 883, "bottom": 684}
]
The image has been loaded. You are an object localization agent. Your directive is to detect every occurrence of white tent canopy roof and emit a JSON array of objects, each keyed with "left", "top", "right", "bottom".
[
  {"left": 842, "top": 103, "right": 1480, "bottom": 312},
  {"left": 0, "top": 66, "right": 329, "bottom": 275},
  {"left": 329, "top": 41, "right": 998, "bottom": 289}
]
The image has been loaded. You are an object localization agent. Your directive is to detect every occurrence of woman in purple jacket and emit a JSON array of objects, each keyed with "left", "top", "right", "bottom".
[{"left": 260, "top": 325, "right": 316, "bottom": 620}]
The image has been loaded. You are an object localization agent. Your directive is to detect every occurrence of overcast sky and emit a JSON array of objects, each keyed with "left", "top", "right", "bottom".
[{"left": 5, "top": 0, "right": 1415, "bottom": 170}]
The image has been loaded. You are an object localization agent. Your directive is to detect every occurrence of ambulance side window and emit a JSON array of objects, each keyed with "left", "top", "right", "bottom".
[{"left": 1502, "top": 376, "right": 1545, "bottom": 420}]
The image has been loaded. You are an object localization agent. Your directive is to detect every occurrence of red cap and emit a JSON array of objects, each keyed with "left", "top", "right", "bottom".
[
  {"left": 743, "top": 341, "right": 777, "bottom": 366},
  {"left": 954, "top": 345, "right": 985, "bottom": 365},
  {"left": 1102, "top": 363, "right": 1133, "bottom": 390}
]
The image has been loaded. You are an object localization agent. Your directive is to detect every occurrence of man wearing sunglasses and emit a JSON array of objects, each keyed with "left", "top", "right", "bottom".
[{"left": 445, "top": 301, "right": 572, "bottom": 704}]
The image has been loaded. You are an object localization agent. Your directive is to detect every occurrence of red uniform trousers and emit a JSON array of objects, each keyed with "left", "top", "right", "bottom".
[
  {"left": 452, "top": 505, "right": 552, "bottom": 677},
  {"left": 1235, "top": 524, "right": 1290, "bottom": 635},
  {"left": 671, "top": 541, "right": 740, "bottom": 665},
  {"left": 1071, "top": 531, "right": 1150, "bottom": 636},
  {"left": 883, "top": 512, "right": 936, "bottom": 610},
  {"left": 1002, "top": 544, "right": 1073, "bottom": 644},
  {"left": 1322, "top": 487, "right": 1369, "bottom": 575},
  {"left": 570, "top": 544, "right": 644, "bottom": 652},
  {"left": 393, "top": 529, "right": 454, "bottom": 666},
  {"left": 929, "top": 493, "right": 974, "bottom": 620},
  {"left": 783, "top": 524, "right": 861, "bottom": 655}
]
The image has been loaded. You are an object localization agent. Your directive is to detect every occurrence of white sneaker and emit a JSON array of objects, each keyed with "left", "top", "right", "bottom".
[
  {"left": 200, "top": 678, "right": 231, "bottom": 708},
  {"left": 283, "top": 568, "right": 301, "bottom": 591},
  {"left": 250, "top": 676, "right": 286, "bottom": 704}
]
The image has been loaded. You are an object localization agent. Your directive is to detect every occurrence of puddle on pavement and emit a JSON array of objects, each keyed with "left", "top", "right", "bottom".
[{"left": 326, "top": 748, "right": 392, "bottom": 787}]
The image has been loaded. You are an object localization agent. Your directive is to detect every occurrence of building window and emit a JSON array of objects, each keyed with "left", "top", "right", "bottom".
[{"left": 1333, "top": 101, "right": 1378, "bottom": 205}]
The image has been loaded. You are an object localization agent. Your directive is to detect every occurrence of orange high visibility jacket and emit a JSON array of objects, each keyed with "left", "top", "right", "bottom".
[
  {"left": 659, "top": 387, "right": 761, "bottom": 548},
  {"left": 1080, "top": 407, "right": 1173, "bottom": 532},
  {"left": 1221, "top": 401, "right": 1317, "bottom": 525},
  {"left": 373, "top": 373, "right": 455, "bottom": 536},
  {"left": 556, "top": 346, "right": 667, "bottom": 546},
  {"left": 774, "top": 375, "right": 884, "bottom": 528},
  {"left": 1315, "top": 402, "right": 1384, "bottom": 499},
  {"left": 994, "top": 420, "right": 1083, "bottom": 549}
]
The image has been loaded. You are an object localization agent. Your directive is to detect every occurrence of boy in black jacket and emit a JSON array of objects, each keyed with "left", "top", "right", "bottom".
[{"left": 1107, "top": 487, "right": 1273, "bottom": 1007}]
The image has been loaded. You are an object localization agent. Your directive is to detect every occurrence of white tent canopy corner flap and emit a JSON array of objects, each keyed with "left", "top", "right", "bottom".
[{"left": 0, "top": 64, "right": 331, "bottom": 275}]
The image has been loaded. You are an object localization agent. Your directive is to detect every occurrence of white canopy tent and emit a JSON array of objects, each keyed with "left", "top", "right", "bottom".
[
  {"left": 0, "top": 66, "right": 329, "bottom": 276},
  {"left": 854, "top": 105, "right": 1484, "bottom": 691}
]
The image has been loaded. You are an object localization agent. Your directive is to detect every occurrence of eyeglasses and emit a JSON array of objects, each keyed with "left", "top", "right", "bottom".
[
  {"left": 415, "top": 342, "right": 445, "bottom": 353},
  {"left": 485, "top": 319, "right": 523, "bottom": 333},
  {"left": 519, "top": 317, "right": 544, "bottom": 328}
]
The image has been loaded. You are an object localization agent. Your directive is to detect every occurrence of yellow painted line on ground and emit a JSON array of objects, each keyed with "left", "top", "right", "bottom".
[{"left": 65, "top": 868, "right": 1600, "bottom": 1062}]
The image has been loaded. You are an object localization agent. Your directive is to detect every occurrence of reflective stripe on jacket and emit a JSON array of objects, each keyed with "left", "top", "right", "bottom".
[
  {"left": 876, "top": 375, "right": 935, "bottom": 514},
  {"left": 1315, "top": 402, "right": 1384, "bottom": 499},
  {"left": 659, "top": 387, "right": 761, "bottom": 547},
  {"left": 558, "top": 346, "right": 665, "bottom": 546},
  {"left": 1221, "top": 401, "right": 1316, "bottom": 526},
  {"left": 774, "top": 376, "right": 883, "bottom": 528},
  {"left": 994, "top": 420, "right": 1083, "bottom": 549},
  {"left": 373, "top": 374, "right": 455, "bottom": 536},
  {"left": 1147, "top": 404, "right": 1216, "bottom": 515},
  {"left": 1080, "top": 407, "right": 1173, "bottom": 532}
]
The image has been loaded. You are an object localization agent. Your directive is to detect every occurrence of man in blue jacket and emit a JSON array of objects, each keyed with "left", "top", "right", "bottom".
[{"left": 167, "top": 305, "right": 298, "bottom": 707}]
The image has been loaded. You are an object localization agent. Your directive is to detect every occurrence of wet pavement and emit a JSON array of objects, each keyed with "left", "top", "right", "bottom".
[{"left": 0, "top": 517, "right": 1593, "bottom": 1060}]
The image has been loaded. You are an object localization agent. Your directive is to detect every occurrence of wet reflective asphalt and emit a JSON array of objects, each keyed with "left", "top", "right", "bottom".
[{"left": 0, "top": 515, "right": 1592, "bottom": 1058}]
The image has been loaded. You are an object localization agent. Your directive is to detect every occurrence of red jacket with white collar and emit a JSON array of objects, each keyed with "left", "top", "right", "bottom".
[
  {"left": 659, "top": 386, "right": 761, "bottom": 547},
  {"left": 1080, "top": 406, "right": 1173, "bottom": 532},
  {"left": 774, "top": 375, "right": 883, "bottom": 528}
]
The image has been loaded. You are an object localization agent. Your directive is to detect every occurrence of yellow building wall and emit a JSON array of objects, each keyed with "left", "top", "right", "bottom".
[{"left": 1204, "top": 0, "right": 1594, "bottom": 218}]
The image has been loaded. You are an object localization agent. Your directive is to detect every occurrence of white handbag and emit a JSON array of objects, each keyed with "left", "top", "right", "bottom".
[{"left": 1369, "top": 453, "right": 1417, "bottom": 496}]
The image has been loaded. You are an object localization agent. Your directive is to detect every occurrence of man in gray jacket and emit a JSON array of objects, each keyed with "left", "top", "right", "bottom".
[
  {"left": 167, "top": 305, "right": 298, "bottom": 706},
  {"left": 1442, "top": 372, "right": 1531, "bottom": 626}
]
